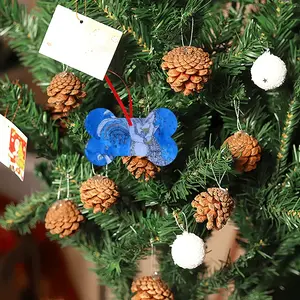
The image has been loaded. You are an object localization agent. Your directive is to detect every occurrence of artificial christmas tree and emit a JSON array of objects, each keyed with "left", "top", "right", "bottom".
[{"left": 0, "top": 1, "right": 300, "bottom": 299}]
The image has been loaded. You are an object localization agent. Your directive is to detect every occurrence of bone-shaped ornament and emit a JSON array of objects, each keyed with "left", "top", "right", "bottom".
[{"left": 85, "top": 108, "right": 178, "bottom": 166}]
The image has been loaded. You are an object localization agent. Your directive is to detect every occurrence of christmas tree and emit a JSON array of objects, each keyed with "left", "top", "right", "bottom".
[{"left": 0, "top": 0, "right": 300, "bottom": 299}]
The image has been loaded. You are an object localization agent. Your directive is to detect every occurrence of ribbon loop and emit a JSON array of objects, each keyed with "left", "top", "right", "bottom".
[{"left": 104, "top": 70, "right": 133, "bottom": 126}]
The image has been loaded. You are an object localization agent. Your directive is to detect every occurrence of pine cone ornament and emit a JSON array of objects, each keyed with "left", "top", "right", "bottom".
[
  {"left": 80, "top": 176, "right": 120, "bottom": 213},
  {"left": 122, "top": 156, "right": 160, "bottom": 181},
  {"left": 192, "top": 188, "right": 234, "bottom": 230},
  {"left": 46, "top": 72, "right": 86, "bottom": 127},
  {"left": 45, "top": 200, "right": 84, "bottom": 238},
  {"left": 161, "top": 46, "right": 213, "bottom": 96},
  {"left": 223, "top": 131, "right": 261, "bottom": 172},
  {"left": 131, "top": 276, "right": 174, "bottom": 300}
]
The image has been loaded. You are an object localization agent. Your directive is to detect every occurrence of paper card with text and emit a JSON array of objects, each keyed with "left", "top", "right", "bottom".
[
  {"left": 39, "top": 5, "right": 123, "bottom": 80},
  {"left": 0, "top": 115, "right": 27, "bottom": 181}
]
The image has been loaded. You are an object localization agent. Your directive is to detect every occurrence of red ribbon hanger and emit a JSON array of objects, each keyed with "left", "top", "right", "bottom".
[{"left": 104, "top": 70, "right": 133, "bottom": 126}]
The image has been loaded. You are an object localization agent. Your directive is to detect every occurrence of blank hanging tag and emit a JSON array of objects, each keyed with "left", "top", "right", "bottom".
[
  {"left": 39, "top": 5, "right": 123, "bottom": 80},
  {"left": 0, "top": 115, "right": 28, "bottom": 181}
]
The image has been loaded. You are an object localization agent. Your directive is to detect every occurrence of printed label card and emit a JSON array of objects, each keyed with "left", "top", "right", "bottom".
[
  {"left": 0, "top": 115, "right": 27, "bottom": 181},
  {"left": 39, "top": 5, "right": 123, "bottom": 80}
]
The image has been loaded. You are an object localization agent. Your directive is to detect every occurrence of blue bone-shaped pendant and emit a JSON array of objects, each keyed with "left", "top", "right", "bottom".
[{"left": 84, "top": 108, "right": 178, "bottom": 166}]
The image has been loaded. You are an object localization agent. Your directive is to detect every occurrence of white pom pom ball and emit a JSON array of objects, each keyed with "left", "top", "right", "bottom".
[
  {"left": 171, "top": 231, "right": 205, "bottom": 269},
  {"left": 251, "top": 51, "right": 287, "bottom": 90}
]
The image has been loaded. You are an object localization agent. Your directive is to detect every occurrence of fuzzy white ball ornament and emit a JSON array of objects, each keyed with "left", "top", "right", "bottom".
[
  {"left": 251, "top": 51, "right": 287, "bottom": 90},
  {"left": 171, "top": 231, "right": 205, "bottom": 269}
]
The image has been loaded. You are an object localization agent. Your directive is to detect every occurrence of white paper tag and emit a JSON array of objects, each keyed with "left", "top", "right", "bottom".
[
  {"left": 39, "top": 5, "right": 123, "bottom": 80},
  {"left": 0, "top": 115, "right": 28, "bottom": 181}
]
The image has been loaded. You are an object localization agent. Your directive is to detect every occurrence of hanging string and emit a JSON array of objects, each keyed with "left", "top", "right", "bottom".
[
  {"left": 63, "top": 64, "right": 69, "bottom": 72},
  {"left": 80, "top": 162, "right": 83, "bottom": 180},
  {"left": 57, "top": 177, "right": 63, "bottom": 200},
  {"left": 180, "top": 16, "right": 195, "bottom": 47},
  {"left": 208, "top": 133, "right": 226, "bottom": 189},
  {"left": 104, "top": 71, "right": 133, "bottom": 126},
  {"left": 4, "top": 105, "right": 9, "bottom": 118},
  {"left": 66, "top": 174, "right": 70, "bottom": 199},
  {"left": 233, "top": 99, "right": 243, "bottom": 131},
  {"left": 182, "top": 211, "right": 188, "bottom": 232},
  {"left": 173, "top": 211, "right": 188, "bottom": 232},
  {"left": 75, "top": 0, "right": 81, "bottom": 22},
  {"left": 150, "top": 238, "right": 155, "bottom": 276},
  {"left": 210, "top": 164, "right": 227, "bottom": 191},
  {"left": 180, "top": 17, "right": 185, "bottom": 47},
  {"left": 189, "top": 17, "right": 194, "bottom": 47},
  {"left": 91, "top": 164, "right": 97, "bottom": 176},
  {"left": 210, "top": 164, "right": 222, "bottom": 189},
  {"left": 75, "top": 0, "right": 87, "bottom": 23},
  {"left": 219, "top": 169, "right": 227, "bottom": 187}
]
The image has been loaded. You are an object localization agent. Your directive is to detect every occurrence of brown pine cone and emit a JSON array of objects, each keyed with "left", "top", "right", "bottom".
[
  {"left": 131, "top": 276, "right": 174, "bottom": 300},
  {"left": 46, "top": 72, "right": 87, "bottom": 127},
  {"left": 192, "top": 188, "right": 234, "bottom": 230},
  {"left": 223, "top": 131, "right": 262, "bottom": 172},
  {"left": 80, "top": 176, "right": 120, "bottom": 213},
  {"left": 45, "top": 200, "right": 84, "bottom": 238},
  {"left": 122, "top": 156, "right": 160, "bottom": 181},
  {"left": 161, "top": 46, "right": 213, "bottom": 96}
]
